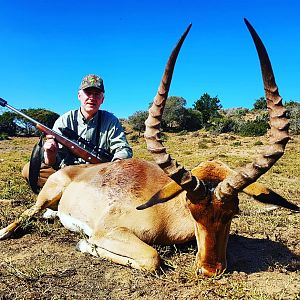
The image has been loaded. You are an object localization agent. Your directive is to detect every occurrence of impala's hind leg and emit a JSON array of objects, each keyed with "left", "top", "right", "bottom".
[
  {"left": 0, "top": 171, "right": 70, "bottom": 240},
  {"left": 77, "top": 227, "right": 161, "bottom": 272}
]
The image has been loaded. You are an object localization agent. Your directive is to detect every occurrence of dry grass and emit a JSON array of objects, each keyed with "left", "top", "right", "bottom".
[{"left": 0, "top": 134, "right": 299, "bottom": 300}]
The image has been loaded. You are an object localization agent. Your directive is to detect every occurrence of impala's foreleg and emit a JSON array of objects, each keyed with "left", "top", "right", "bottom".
[
  {"left": 77, "top": 227, "right": 161, "bottom": 272},
  {"left": 0, "top": 172, "right": 69, "bottom": 240}
]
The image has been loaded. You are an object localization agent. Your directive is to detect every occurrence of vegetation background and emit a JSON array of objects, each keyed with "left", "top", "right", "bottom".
[{"left": 1, "top": 94, "right": 300, "bottom": 140}]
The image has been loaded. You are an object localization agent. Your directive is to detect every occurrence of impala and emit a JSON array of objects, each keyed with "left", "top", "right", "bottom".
[{"left": 0, "top": 19, "right": 298, "bottom": 276}]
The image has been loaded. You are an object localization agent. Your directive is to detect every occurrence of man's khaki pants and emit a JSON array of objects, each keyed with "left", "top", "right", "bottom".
[{"left": 22, "top": 162, "right": 57, "bottom": 189}]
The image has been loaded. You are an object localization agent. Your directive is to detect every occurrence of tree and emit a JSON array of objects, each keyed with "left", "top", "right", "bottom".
[
  {"left": 182, "top": 108, "right": 203, "bottom": 131},
  {"left": 253, "top": 96, "right": 267, "bottom": 110},
  {"left": 0, "top": 111, "right": 17, "bottom": 136},
  {"left": 161, "top": 96, "right": 187, "bottom": 131},
  {"left": 17, "top": 108, "right": 59, "bottom": 135},
  {"left": 193, "top": 93, "right": 222, "bottom": 126},
  {"left": 210, "top": 116, "right": 237, "bottom": 134},
  {"left": 128, "top": 110, "right": 148, "bottom": 135},
  {"left": 0, "top": 108, "right": 59, "bottom": 136},
  {"left": 129, "top": 97, "right": 189, "bottom": 133}
]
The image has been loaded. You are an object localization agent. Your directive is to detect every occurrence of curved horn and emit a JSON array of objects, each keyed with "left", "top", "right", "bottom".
[
  {"left": 214, "top": 18, "right": 290, "bottom": 201},
  {"left": 144, "top": 24, "right": 207, "bottom": 201}
]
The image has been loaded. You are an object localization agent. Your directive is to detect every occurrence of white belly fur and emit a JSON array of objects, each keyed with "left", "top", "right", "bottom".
[{"left": 58, "top": 211, "right": 93, "bottom": 237}]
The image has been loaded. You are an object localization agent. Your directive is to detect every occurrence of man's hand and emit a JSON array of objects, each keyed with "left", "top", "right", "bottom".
[{"left": 43, "top": 135, "right": 58, "bottom": 166}]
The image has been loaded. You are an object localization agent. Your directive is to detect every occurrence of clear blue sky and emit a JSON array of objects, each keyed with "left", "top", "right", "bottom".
[{"left": 1, "top": 0, "right": 299, "bottom": 119}]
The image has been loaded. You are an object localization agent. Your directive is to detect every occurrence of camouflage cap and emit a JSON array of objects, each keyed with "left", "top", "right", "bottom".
[{"left": 79, "top": 74, "right": 105, "bottom": 92}]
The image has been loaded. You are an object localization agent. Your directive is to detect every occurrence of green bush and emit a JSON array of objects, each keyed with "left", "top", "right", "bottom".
[
  {"left": 231, "top": 141, "right": 241, "bottom": 147},
  {"left": 254, "top": 140, "right": 263, "bottom": 146},
  {"left": 0, "top": 132, "right": 9, "bottom": 140},
  {"left": 198, "top": 141, "right": 209, "bottom": 149},
  {"left": 253, "top": 96, "right": 267, "bottom": 110},
  {"left": 210, "top": 117, "right": 237, "bottom": 134},
  {"left": 224, "top": 107, "right": 249, "bottom": 117},
  {"left": 128, "top": 111, "right": 148, "bottom": 135},
  {"left": 286, "top": 101, "right": 300, "bottom": 135},
  {"left": 235, "top": 119, "right": 269, "bottom": 137},
  {"left": 182, "top": 109, "right": 203, "bottom": 131}
]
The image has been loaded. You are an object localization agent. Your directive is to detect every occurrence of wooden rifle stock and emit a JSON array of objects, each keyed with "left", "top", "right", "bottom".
[
  {"left": 36, "top": 124, "right": 102, "bottom": 163},
  {"left": 0, "top": 97, "right": 102, "bottom": 164}
]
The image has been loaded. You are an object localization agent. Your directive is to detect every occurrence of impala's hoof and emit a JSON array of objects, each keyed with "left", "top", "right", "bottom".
[
  {"left": 42, "top": 208, "right": 58, "bottom": 219},
  {"left": 0, "top": 227, "right": 13, "bottom": 240},
  {"left": 196, "top": 262, "right": 226, "bottom": 277},
  {"left": 76, "top": 239, "right": 90, "bottom": 253}
]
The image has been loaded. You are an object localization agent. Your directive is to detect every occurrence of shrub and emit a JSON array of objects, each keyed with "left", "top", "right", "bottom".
[
  {"left": 235, "top": 118, "right": 269, "bottom": 137},
  {"left": 254, "top": 140, "right": 263, "bottom": 146},
  {"left": 210, "top": 117, "right": 237, "bottom": 134},
  {"left": 0, "top": 132, "right": 9, "bottom": 140},
  {"left": 160, "top": 132, "right": 168, "bottom": 142},
  {"left": 286, "top": 101, "right": 300, "bottom": 135},
  {"left": 224, "top": 107, "right": 249, "bottom": 117},
  {"left": 231, "top": 141, "right": 241, "bottom": 147},
  {"left": 182, "top": 109, "right": 203, "bottom": 131},
  {"left": 253, "top": 96, "right": 267, "bottom": 110},
  {"left": 198, "top": 141, "right": 209, "bottom": 149},
  {"left": 128, "top": 111, "right": 148, "bottom": 135}
]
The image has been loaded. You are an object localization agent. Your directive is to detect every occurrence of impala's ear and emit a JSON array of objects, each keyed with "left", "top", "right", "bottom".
[
  {"left": 136, "top": 181, "right": 183, "bottom": 210},
  {"left": 243, "top": 182, "right": 299, "bottom": 211}
]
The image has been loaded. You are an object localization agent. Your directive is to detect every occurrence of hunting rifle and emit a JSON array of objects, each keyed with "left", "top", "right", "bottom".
[{"left": 0, "top": 97, "right": 112, "bottom": 163}]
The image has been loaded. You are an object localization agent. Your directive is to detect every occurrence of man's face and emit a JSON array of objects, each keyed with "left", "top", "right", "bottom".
[{"left": 78, "top": 87, "right": 104, "bottom": 118}]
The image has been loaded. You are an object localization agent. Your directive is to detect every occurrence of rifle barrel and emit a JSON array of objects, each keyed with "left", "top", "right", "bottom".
[
  {"left": 1, "top": 98, "right": 40, "bottom": 126},
  {"left": 6, "top": 103, "right": 41, "bottom": 126},
  {"left": 0, "top": 97, "right": 103, "bottom": 164}
]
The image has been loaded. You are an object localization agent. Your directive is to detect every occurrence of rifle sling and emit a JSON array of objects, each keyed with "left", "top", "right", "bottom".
[
  {"left": 28, "top": 135, "right": 44, "bottom": 194},
  {"left": 75, "top": 109, "right": 102, "bottom": 157},
  {"left": 95, "top": 111, "right": 101, "bottom": 156}
]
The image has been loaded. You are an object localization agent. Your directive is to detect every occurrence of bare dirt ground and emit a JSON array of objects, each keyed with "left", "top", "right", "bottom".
[{"left": 0, "top": 135, "right": 299, "bottom": 300}]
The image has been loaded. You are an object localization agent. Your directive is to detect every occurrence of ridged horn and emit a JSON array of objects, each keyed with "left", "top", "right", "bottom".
[
  {"left": 214, "top": 18, "right": 290, "bottom": 201},
  {"left": 144, "top": 24, "right": 207, "bottom": 201}
]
